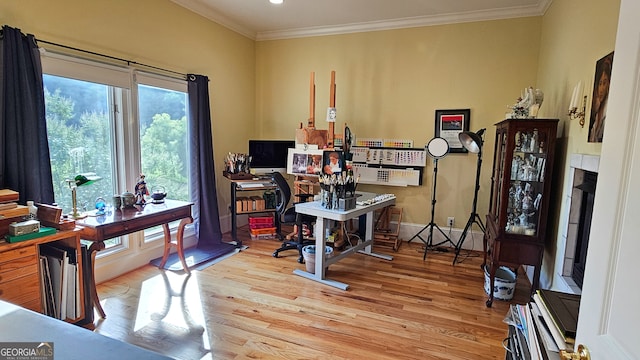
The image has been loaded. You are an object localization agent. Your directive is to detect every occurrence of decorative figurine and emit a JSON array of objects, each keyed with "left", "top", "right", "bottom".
[{"left": 134, "top": 173, "right": 149, "bottom": 205}]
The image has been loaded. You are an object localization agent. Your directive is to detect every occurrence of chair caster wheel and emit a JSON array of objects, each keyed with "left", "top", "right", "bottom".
[
  {"left": 297, "top": 256, "right": 304, "bottom": 264},
  {"left": 486, "top": 299, "right": 493, "bottom": 308},
  {"left": 272, "top": 252, "right": 279, "bottom": 258}
]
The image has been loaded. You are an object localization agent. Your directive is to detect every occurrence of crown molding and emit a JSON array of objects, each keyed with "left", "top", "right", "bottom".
[
  {"left": 257, "top": 2, "right": 552, "bottom": 41},
  {"left": 172, "top": 0, "right": 553, "bottom": 42},
  {"left": 170, "top": 0, "right": 257, "bottom": 39}
]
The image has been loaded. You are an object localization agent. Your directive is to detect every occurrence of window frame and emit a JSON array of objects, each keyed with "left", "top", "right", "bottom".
[{"left": 41, "top": 51, "right": 193, "bottom": 257}]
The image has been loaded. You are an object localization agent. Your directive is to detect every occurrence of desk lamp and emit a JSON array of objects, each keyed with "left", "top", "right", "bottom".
[
  {"left": 453, "top": 129, "right": 487, "bottom": 264},
  {"left": 65, "top": 173, "right": 101, "bottom": 219}
]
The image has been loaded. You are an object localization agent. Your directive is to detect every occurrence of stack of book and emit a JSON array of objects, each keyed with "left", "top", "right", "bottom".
[
  {"left": 0, "top": 189, "right": 29, "bottom": 239},
  {"left": 504, "top": 289, "right": 580, "bottom": 360},
  {"left": 533, "top": 290, "right": 580, "bottom": 349},
  {"left": 0, "top": 188, "right": 21, "bottom": 215}
]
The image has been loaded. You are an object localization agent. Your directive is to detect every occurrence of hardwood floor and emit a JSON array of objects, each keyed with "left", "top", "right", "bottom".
[{"left": 94, "top": 226, "right": 531, "bottom": 360}]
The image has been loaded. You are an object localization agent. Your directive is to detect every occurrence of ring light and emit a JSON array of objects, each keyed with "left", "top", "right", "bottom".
[{"left": 426, "top": 137, "right": 449, "bottom": 159}]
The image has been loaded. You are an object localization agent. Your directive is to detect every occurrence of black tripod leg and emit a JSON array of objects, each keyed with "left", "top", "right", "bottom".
[{"left": 453, "top": 214, "right": 485, "bottom": 264}]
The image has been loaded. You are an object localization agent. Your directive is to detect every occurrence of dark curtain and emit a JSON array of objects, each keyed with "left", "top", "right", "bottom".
[
  {"left": 0, "top": 25, "right": 54, "bottom": 204},
  {"left": 188, "top": 74, "right": 228, "bottom": 250}
]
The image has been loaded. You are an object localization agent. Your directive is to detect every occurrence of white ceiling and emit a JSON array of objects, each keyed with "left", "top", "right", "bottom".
[{"left": 171, "top": 0, "right": 553, "bottom": 41}]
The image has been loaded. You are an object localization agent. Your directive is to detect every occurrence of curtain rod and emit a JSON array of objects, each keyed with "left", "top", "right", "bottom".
[{"left": 36, "top": 38, "right": 188, "bottom": 80}]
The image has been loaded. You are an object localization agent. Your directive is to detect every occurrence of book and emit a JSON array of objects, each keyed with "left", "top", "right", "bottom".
[
  {"left": 0, "top": 205, "right": 29, "bottom": 220},
  {"left": 530, "top": 302, "right": 560, "bottom": 355},
  {"left": 537, "top": 289, "right": 580, "bottom": 340},
  {"left": 533, "top": 293, "right": 574, "bottom": 350},
  {"left": 5, "top": 226, "right": 56, "bottom": 243},
  {"left": 0, "top": 189, "right": 19, "bottom": 203},
  {"left": 0, "top": 202, "right": 17, "bottom": 211},
  {"left": 523, "top": 304, "right": 542, "bottom": 360}
]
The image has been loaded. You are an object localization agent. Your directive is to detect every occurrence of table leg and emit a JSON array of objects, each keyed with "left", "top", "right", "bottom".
[
  {"left": 88, "top": 241, "right": 106, "bottom": 319},
  {"left": 314, "top": 217, "right": 326, "bottom": 278},
  {"left": 158, "top": 217, "right": 193, "bottom": 274}
]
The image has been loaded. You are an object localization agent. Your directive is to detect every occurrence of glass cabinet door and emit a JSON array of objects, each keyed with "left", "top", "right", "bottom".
[{"left": 504, "top": 128, "right": 550, "bottom": 236}]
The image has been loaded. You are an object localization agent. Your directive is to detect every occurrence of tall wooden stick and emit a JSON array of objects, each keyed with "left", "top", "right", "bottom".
[
  {"left": 308, "top": 72, "right": 315, "bottom": 129},
  {"left": 329, "top": 70, "right": 336, "bottom": 147}
]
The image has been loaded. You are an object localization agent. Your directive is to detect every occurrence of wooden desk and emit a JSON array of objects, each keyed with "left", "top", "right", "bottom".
[
  {"left": 76, "top": 199, "right": 193, "bottom": 319},
  {"left": 0, "top": 299, "right": 172, "bottom": 360},
  {"left": 293, "top": 192, "right": 395, "bottom": 290}
]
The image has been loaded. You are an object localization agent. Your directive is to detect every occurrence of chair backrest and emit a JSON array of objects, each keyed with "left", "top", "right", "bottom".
[{"left": 271, "top": 172, "right": 291, "bottom": 215}]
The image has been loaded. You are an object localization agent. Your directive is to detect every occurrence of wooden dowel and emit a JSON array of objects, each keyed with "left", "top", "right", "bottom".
[
  {"left": 329, "top": 70, "right": 336, "bottom": 146},
  {"left": 308, "top": 72, "right": 315, "bottom": 129}
]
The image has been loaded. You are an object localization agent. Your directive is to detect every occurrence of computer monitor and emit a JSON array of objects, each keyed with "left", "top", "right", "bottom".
[{"left": 248, "top": 140, "right": 294, "bottom": 175}]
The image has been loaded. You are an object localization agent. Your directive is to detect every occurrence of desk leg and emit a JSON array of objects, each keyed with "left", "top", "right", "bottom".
[
  {"left": 314, "top": 217, "right": 326, "bottom": 279},
  {"left": 357, "top": 212, "right": 394, "bottom": 261},
  {"left": 88, "top": 241, "right": 106, "bottom": 319},
  {"left": 159, "top": 217, "right": 193, "bottom": 274}
]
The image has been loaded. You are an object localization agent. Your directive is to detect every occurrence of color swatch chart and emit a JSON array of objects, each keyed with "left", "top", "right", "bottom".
[
  {"left": 352, "top": 147, "right": 427, "bottom": 167},
  {"left": 352, "top": 164, "right": 421, "bottom": 187},
  {"left": 355, "top": 138, "right": 414, "bottom": 148}
]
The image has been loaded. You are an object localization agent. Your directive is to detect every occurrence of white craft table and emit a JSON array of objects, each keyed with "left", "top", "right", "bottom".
[{"left": 293, "top": 192, "right": 395, "bottom": 290}]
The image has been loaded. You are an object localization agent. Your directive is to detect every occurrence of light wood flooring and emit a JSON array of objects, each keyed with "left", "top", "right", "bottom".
[{"left": 93, "top": 226, "right": 531, "bottom": 360}]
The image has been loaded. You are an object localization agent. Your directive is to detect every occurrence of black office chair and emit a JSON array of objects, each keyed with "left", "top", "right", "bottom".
[{"left": 270, "top": 172, "right": 316, "bottom": 263}]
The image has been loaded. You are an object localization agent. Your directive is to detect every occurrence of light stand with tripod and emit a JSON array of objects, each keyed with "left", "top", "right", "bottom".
[
  {"left": 408, "top": 137, "right": 456, "bottom": 260},
  {"left": 453, "top": 129, "right": 487, "bottom": 264}
]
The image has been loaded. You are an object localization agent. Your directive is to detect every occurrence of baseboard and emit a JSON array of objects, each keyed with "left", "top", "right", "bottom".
[{"left": 398, "top": 222, "right": 485, "bottom": 252}]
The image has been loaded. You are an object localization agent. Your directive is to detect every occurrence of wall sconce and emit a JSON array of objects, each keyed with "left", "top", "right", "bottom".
[{"left": 568, "top": 81, "right": 587, "bottom": 127}]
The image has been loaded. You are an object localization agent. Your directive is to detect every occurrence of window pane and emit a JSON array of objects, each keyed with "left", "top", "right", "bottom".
[
  {"left": 138, "top": 84, "right": 189, "bottom": 240},
  {"left": 138, "top": 84, "right": 189, "bottom": 202},
  {"left": 43, "top": 75, "right": 121, "bottom": 248}
]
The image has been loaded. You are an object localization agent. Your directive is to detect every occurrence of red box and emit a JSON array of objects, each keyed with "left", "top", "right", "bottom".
[{"left": 249, "top": 215, "right": 274, "bottom": 229}]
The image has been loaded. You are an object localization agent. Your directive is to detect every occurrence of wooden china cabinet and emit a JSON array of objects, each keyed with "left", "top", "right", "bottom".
[{"left": 483, "top": 118, "right": 558, "bottom": 307}]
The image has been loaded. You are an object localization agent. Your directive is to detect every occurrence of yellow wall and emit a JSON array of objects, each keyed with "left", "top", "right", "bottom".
[
  {"left": 0, "top": 0, "right": 257, "bottom": 214},
  {"left": 256, "top": 18, "right": 543, "bottom": 225},
  {"left": 535, "top": 0, "right": 620, "bottom": 288}
]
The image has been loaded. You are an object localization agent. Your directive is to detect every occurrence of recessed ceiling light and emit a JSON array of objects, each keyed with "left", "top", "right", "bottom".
[{"left": 270, "top": 0, "right": 283, "bottom": 4}]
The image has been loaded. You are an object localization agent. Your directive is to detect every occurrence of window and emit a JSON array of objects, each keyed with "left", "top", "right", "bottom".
[
  {"left": 42, "top": 53, "right": 189, "bottom": 250},
  {"left": 136, "top": 74, "right": 189, "bottom": 240}
]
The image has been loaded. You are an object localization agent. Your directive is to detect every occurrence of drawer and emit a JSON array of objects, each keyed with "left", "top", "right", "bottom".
[
  {"left": 495, "top": 241, "right": 542, "bottom": 266},
  {"left": 0, "top": 245, "right": 36, "bottom": 263},
  {"left": 97, "top": 207, "right": 191, "bottom": 239},
  {"left": 0, "top": 261, "right": 38, "bottom": 283},
  {"left": 0, "top": 272, "right": 41, "bottom": 305}
]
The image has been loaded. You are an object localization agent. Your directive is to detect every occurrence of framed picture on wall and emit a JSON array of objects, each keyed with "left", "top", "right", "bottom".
[
  {"left": 435, "top": 109, "right": 470, "bottom": 153},
  {"left": 588, "top": 51, "right": 614, "bottom": 143}
]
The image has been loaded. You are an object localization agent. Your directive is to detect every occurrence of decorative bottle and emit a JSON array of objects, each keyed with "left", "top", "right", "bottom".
[{"left": 27, "top": 201, "right": 38, "bottom": 220}]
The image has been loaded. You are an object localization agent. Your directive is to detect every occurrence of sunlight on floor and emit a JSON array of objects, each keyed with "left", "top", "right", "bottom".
[{"left": 134, "top": 270, "right": 211, "bottom": 358}]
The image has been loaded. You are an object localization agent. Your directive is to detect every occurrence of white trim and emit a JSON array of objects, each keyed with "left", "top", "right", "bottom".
[
  {"left": 171, "top": 0, "right": 553, "bottom": 41},
  {"left": 257, "top": 5, "right": 548, "bottom": 41}
]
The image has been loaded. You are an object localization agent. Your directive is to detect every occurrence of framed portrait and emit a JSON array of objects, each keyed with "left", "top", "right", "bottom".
[
  {"left": 287, "top": 148, "right": 324, "bottom": 176},
  {"left": 322, "top": 150, "right": 344, "bottom": 175},
  {"left": 434, "top": 109, "right": 470, "bottom": 153},
  {"left": 588, "top": 51, "right": 614, "bottom": 143}
]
